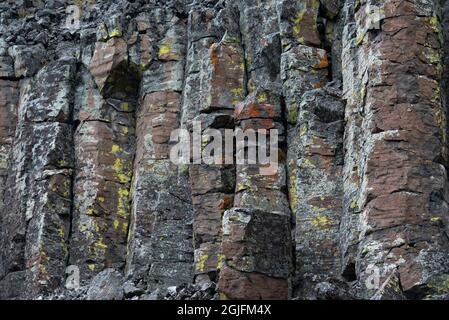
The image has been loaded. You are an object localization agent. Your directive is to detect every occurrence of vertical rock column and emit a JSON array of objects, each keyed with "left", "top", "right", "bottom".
[
  {"left": 70, "top": 25, "right": 138, "bottom": 280},
  {"left": 0, "top": 79, "right": 20, "bottom": 296},
  {"left": 0, "top": 59, "right": 76, "bottom": 298},
  {"left": 183, "top": 3, "right": 243, "bottom": 284},
  {"left": 218, "top": 0, "right": 292, "bottom": 300},
  {"left": 125, "top": 7, "right": 194, "bottom": 290},
  {"left": 342, "top": 0, "right": 449, "bottom": 299},
  {"left": 278, "top": 0, "right": 346, "bottom": 297},
  {"left": 0, "top": 80, "right": 18, "bottom": 212}
]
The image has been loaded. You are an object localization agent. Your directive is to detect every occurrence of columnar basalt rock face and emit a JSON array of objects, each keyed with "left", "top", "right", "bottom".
[
  {"left": 0, "top": 0, "right": 448, "bottom": 300},
  {"left": 340, "top": 0, "right": 449, "bottom": 299}
]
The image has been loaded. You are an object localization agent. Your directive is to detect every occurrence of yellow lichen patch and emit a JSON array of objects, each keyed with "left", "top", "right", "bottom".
[
  {"left": 98, "top": 196, "right": 105, "bottom": 203},
  {"left": 217, "top": 253, "right": 226, "bottom": 270},
  {"left": 247, "top": 79, "right": 256, "bottom": 93},
  {"left": 231, "top": 87, "right": 244, "bottom": 105},
  {"left": 219, "top": 293, "right": 229, "bottom": 300},
  {"left": 87, "top": 207, "right": 95, "bottom": 216},
  {"left": 179, "top": 163, "right": 189, "bottom": 174},
  {"left": 196, "top": 254, "right": 208, "bottom": 273},
  {"left": 38, "top": 264, "right": 49, "bottom": 283},
  {"left": 121, "top": 102, "right": 129, "bottom": 112},
  {"left": 94, "top": 237, "right": 108, "bottom": 252},
  {"left": 113, "top": 219, "right": 120, "bottom": 230},
  {"left": 113, "top": 158, "right": 132, "bottom": 184},
  {"left": 291, "top": 9, "right": 306, "bottom": 39},
  {"left": 158, "top": 43, "right": 171, "bottom": 57},
  {"left": 257, "top": 92, "right": 268, "bottom": 103},
  {"left": 428, "top": 51, "right": 441, "bottom": 65},
  {"left": 299, "top": 125, "right": 308, "bottom": 137},
  {"left": 37, "top": 251, "right": 50, "bottom": 283},
  {"left": 88, "top": 263, "right": 96, "bottom": 272},
  {"left": 429, "top": 15, "right": 440, "bottom": 33},
  {"left": 113, "top": 157, "right": 123, "bottom": 171},
  {"left": 122, "top": 126, "right": 129, "bottom": 135},
  {"left": 122, "top": 221, "right": 129, "bottom": 235},
  {"left": 111, "top": 144, "right": 123, "bottom": 154},
  {"left": 311, "top": 205, "right": 326, "bottom": 213},
  {"left": 61, "top": 241, "right": 69, "bottom": 255},
  {"left": 434, "top": 105, "right": 447, "bottom": 144},
  {"left": 63, "top": 179, "right": 70, "bottom": 198},
  {"left": 290, "top": 1, "right": 319, "bottom": 43},
  {"left": 109, "top": 28, "right": 122, "bottom": 38},
  {"left": 288, "top": 165, "right": 299, "bottom": 213},
  {"left": 58, "top": 159, "right": 66, "bottom": 167},
  {"left": 350, "top": 198, "right": 358, "bottom": 210},
  {"left": 92, "top": 219, "right": 100, "bottom": 233},
  {"left": 356, "top": 32, "right": 366, "bottom": 46},
  {"left": 117, "top": 188, "right": 130, "bottom": 218},
  {"left": 236, "top": 181, "right": 250, "bottom": 193},
  {"left": 431, "top": 216, "right": 441, "bottom": 222},
  {"left": 432, "top": 86, "right": 441, "bottom": 104},
  {"left": 302, "top": 158, "right": 315, "bottom": 168},
  {"left": 311, "top": 215, "right": 331, "bottom": 230},
  {"left": 58, "top": 227, "right": 65, "bottom": 238}
]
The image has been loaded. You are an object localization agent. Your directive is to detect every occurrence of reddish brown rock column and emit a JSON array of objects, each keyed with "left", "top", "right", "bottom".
[
  {"left": 69, "top": 33, "right": 139, "bottom": 280},
  {"left": 342, "top": 0, "right": 449, "bottom": 299},
  {"left": 182, "top": 4, "right": 244, "bottom": 283},
  {"left": 218, "top": 1, "right": 293, "bottom": 300}
]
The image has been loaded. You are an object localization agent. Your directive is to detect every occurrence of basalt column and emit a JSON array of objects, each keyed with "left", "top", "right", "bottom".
[
  {"left": 0, "top": 80, "right": 18, "bottom": 220},
  {"left": 70, "top": 19, "right": 139, "bottom": 281},
  {"left": 278, "top": 0, "right": 347, "bottom": 298},
  {"left": 0, "top": 58, "right": 76, "bottom": 298},
  {"left": 341, "top": 0, "right": 449, "bottom": 299},
  {"left": 183, "top": 3, "right": 243, "bottom": 284},
  {"left": 125, "top": 6, "right": 194, "bottom": 291},
  {"left": 218, "top": 0, "right": 293, "bottom": 300}
]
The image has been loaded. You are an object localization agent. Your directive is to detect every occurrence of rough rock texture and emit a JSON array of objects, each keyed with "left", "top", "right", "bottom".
[{"left": 0, "top": 0, "right": 449, "bottom": 300}]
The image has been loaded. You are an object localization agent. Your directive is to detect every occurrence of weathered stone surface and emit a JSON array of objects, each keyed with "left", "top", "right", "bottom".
[
  {"left": 340, "top": 0, "right": 449, "bottom": 299},
  {"left": 125, "top": 5, "right": 194, "bottom": 292},
  {"left": 86, "top": 268, "right": 124, "bottom": 300},
  {"left": 0, "top": 80, "right": 19, "bottom": 211},
  {"left": 0, "top": 0, "right": 449, "bottom": 301},
  {"left": 290, "top": 86, "right": 345, "bottom": 298},
  {"left": 0, "top": 59, "right": 76, "bottom": 298}
]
